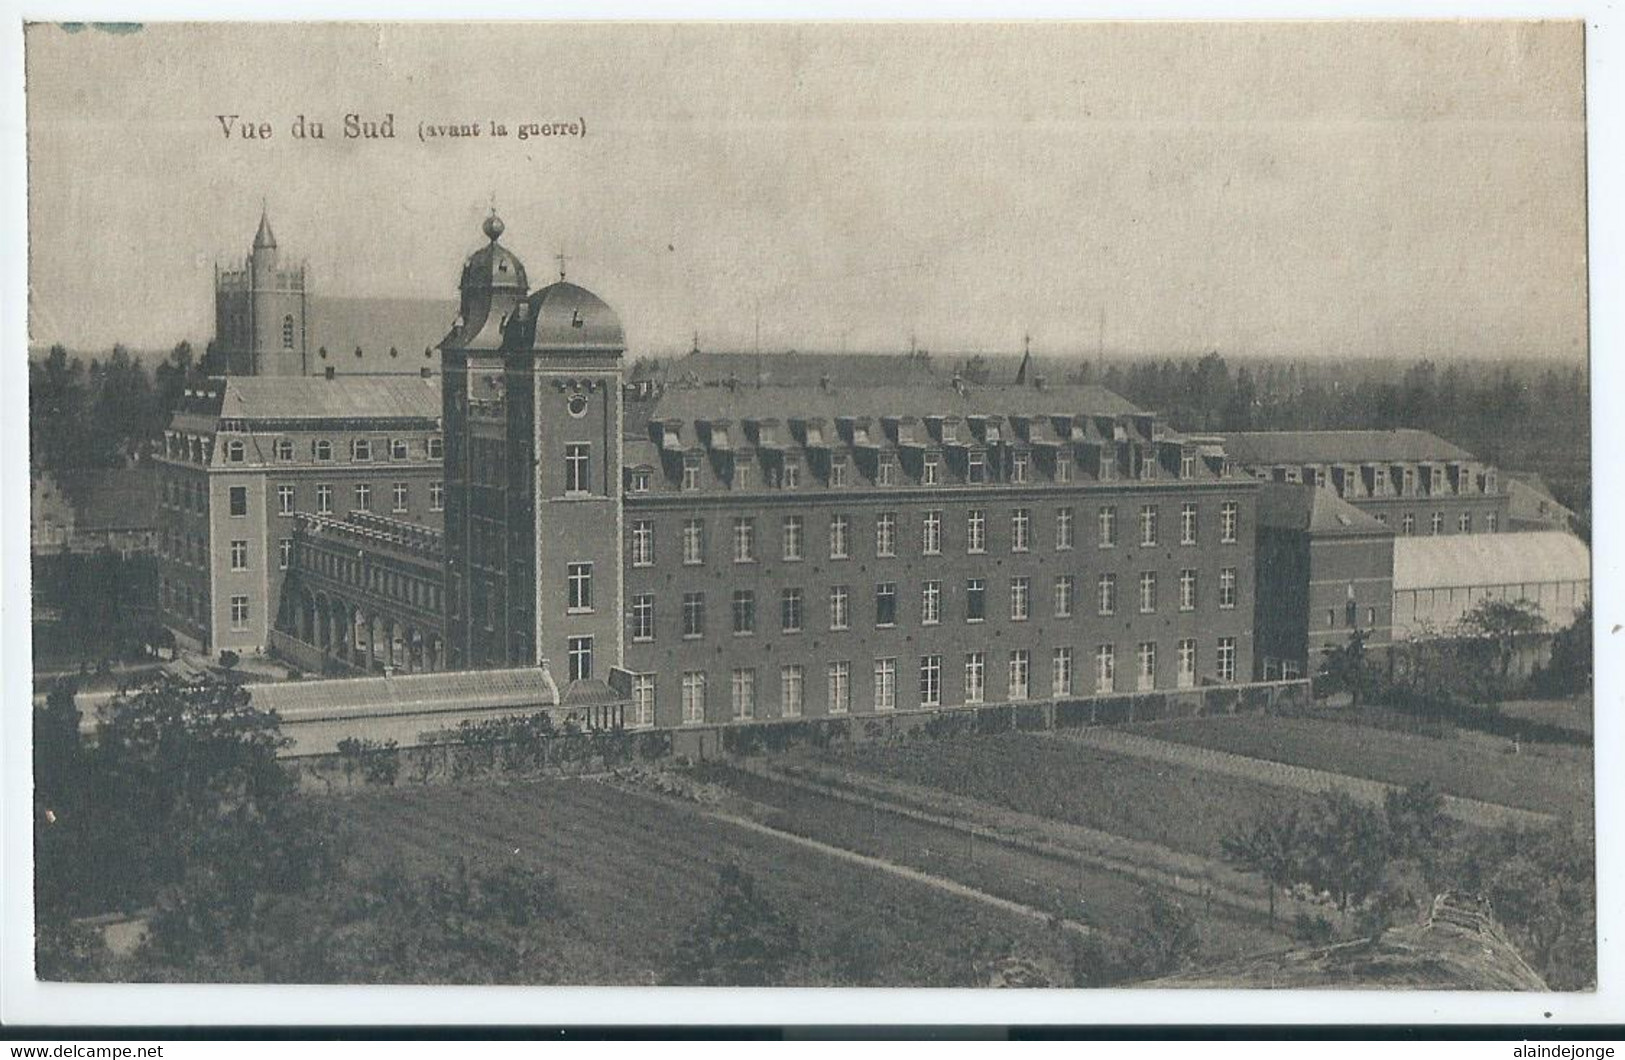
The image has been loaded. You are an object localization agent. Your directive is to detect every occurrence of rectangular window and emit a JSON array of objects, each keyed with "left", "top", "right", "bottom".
[
  {"left": 922, "top": 510, "right": 942, "bottom": 555},
  {"left": 1010, "top": 577, "right": 1031, "bottom": 621},
  {"left": 1011, "top": 508, "right": 1031, "bottom": 552},
  {"left": 782, "top": 461, "right": 801, "bottom": 489},
  {"left": 1181, "top": 502, "right": 1198, "bottom": 545},
  {"left": 1431, "top": 512, "right": 1444, "bottom": 535},
  {"left": 1052, "top": 647, "right": 1074, "bottom": 697},
  {"left": 733, "top": 517, "right": 755, "bottom": 563},
  {"left": 682, "top": 453, "right": 702, "bottom": 491},
  {"left": 230, "top": 595, "right": 249, "bottom": 631},
  {"left": 1402, "top": 513, "right": 1416, "bottom": 536},
  {"left": 393, "top": 481, "right": 409, "bottom": 513},
  {"left": 1099, "top": 506, "right": 1117, "bottom": 547},
  {"left": 923, "top": 454, "right": 940, "bottom": 486},
  {"left": 390, "top": 438, "right": 409, "bottom": 461},
  {"left": 1056, "top": 455, "right": 1072, "bottom": 483},
  {"left": 568, "top": 636, "right": 594, "bottom": 682},
  {"left": 1178, "top": 639, "right": 1197, "bottom": 688},
  {"left": 430, "top": 481, "right": 444, "bottom": 512},
  {"left": 1096, "top": 644, "right": 1116, "bottom": 693},
  {"left": 966, "top": 509, "right": 987, "bottom": 554},
  {"left": 633, "top": 675, "right": 656, "bottom": 727},
  {"left": 427, "top": 436, "right": 444, "bottom": 460},
  {"left": 919, "top": 655, "right": 942, "bottom": 708},
  {"left": 921, "top": 580, "right": 942, "bottom": 625},
  {"left": 1486, "top": 512, "right": 1498, "bottom": 533},
  {"left": 682, "top": 671, "right": 707, "bottom": 724},
  {"left": 230, "top": 539, "right": 248, "bottom": 571},
  {"left": 1012, "top": 452, "right": 1030, "bottom": 484},
  {"left": 781, "top": 666, "right": 804, "bottom": 717},
  {"left": 732, "top": 590, "right": 756, "bottom": 635},
  {"left": 565, "top": 444, "right": 591, "bottom": 494},
  {"left": 229, "top": 486, "right": 248, "bottom": 517},
  {"left": 1054, "top": 576, "right": 1074, "bottom": 617},
  {"left": 1217, "top": 637, "right": 1237, "bottom": 682},
  {"left": 1056, "top": 508, "right": 1074, "bottom": 550},
  {"left": 875, "top": 513, "right": 897, "bottom": 557},
  {"left": 829, "top": 514, "right": 850, "bottom": 559},
  {"left": 968, "top": 450, "right": 987, "bottom": 484},
  {"left": 1180, "top": 452, "right": 1196, "bottom": 479},
  {"left": 1221, "top": 501, "right": 1239, "bottom": 543},
  {"left": 275, "top": 439, "right": 294, "bottom": 462},
  {"left": 630, "top": 468, "right": 652, "bottom": 493},
  {"left": 828, "top": 662, "right": 851, "bottom": 715},
  {"left": 964, "top": 652, "right": 986, "bottom": 705},
  {"left": 731, "top": 669, "right": 756, "bottom": 720},
  {"left": 873, "top": 657, "right": 898, "bottom": 711},
  {"left": 1219, "top": 568, "right": 1237, "bottom": 610},
  {"left": 782, "top": 515, "right": 804, "bottom": 561},
  {"left": 829, "top": 458, "right": 848, "bottom": 488},
  {"left": 315, "top": 439, "right": 333, "bottom": 462},
  {"left": 279, "top": 538, "right": 292, "bottom": 571},
  {"left": 683, "top": 518, "right": 705, "bottom": 565},
  {"left": 1008, "top": 650, "right": 1030, "bottom": 701},
  {"left": 875, "top": 582, "right": 897, "bottom": 627},
  {"left": 966, "top": 578, "right": 986, "bottom": 622},
  {"left": 877, "top": 456, "right": 896, "bottom": 487},
  {"left": 682, "top": 592, "right": 706, "bottom": 638},
  {"left": 567, "top": 563, "right": 593, "bottom": 612},
  {"left": 352, "top": 438, "right": 372, "bottom": 462},
  {"left": 781, "top": 588, "right": 804, "bottom": 633},
  {"left": 317, "top": 484, "right": 333, "bottom": 515},
  {"left": 733, "top": 461, "right": 751, "bottom": 489},
  {"left": 1180, "top": 569, "right": 1198, "bottom": 611},
  {"left": 1139, "top": 571, "right": 1157, "bottom": 613},
  {"left": 1137, "top": 642, "right": 1157, "bottom": 691},
  {"left": 1140, "top": 504, "right": 1158, "bottom": 546},
  {"left": 1098, "top": 573, "right": 1117, "bottom": 616},
  {"left": 829, "top": 585, "right": 850, "bottom": 631},
  {"left": 354, "top": 483, "right": 371, "bottom": 512},
  {"left": 631, "top": 520, "right": 654, "bottom": 566},
  {"left": 632, "top": 593, "right": 655, "bottom": 642},
  {"left": 277, "top": 484, "right": 295, "bottom": 516}
]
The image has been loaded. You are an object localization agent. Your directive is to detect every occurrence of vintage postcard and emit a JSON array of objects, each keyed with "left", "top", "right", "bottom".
[{"left": 11, "top": 17, "right": 1599, "bottom": 1021}]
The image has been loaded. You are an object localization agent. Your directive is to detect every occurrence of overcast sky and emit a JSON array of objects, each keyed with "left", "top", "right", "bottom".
[{"left": 25, "top": 20, "right": 1586, "bottom": 361}]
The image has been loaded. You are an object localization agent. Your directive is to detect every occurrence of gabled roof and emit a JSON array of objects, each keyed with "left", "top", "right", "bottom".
[
  {"left": 1256, "top": 482, "right": 1391, "bottom": 536},
  {"left": 1221, "top": 429, "right": 1474, "bottom": 467},
  {"left": 1393, "top": 531, "right": 1590, "bottom": 591},
  {"left": 217, "top": 374, "right": 441, "bottom": 423},
  {"left": 307, "top": 296, "right": 456, "bottom": 369}
]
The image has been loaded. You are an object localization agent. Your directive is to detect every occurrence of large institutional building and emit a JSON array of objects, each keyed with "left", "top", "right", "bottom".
[{"left": 157, "top": 210, "right": 1587, "bottom": 730}]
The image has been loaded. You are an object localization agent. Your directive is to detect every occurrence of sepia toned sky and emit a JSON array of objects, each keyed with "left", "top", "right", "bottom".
[{"left": 25, "top": 20, "right": 1587, "bottom": 360}]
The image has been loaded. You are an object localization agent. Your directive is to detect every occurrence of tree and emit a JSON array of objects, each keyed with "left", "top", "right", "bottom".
[
  {"left": 666, "top": 863, "right": 803, "bottom": 986},
  {"left": 1299, "top": 791, "right": 1391, "bottom": 920},
  {"left": 1316, "top": 629, "right": 1376, "bottom": 706},
  {"left": 1222, "top": 807, "right": 1303, "bottom": 931},
  {"left": 1070, "top": 888, "right": 1201, "bottom": 986},
  {"left": 1534, "top": 600, "right": 1591, "bottom": 697},
  {"left": 1383, "top": 782, "right": 1449, "bottom": 868},
  {"left": 1456, "top": 598, "right": 1547, "bottom": 696}
]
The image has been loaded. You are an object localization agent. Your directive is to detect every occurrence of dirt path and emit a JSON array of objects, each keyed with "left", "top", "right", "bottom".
[{"left": 1045, "top": 727, "right": 1554, "bottom": 830}]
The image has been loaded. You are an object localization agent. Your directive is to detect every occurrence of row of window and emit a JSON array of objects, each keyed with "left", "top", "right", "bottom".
[
  {"left": 635, "top": 442, "right": 1220, "bottom": 494},
  {"left": 629, "top": 502, "right": 1241, "bottom": 567},
  {"left": 1376, "top": 510, "right": 1498, "bottom": 535},
  {"left": 273, "top": 481, "right": 445, "bottom": 517},
  {"left": 219, "top": 435, "right": 445, "bottom": 465},
  {"left": 1277, "top": 463, "right": 1498, "bottom": 498},
  {"left": 628, "top": 568, "right": 1240, "bottom": 641},
  {"left": 632, "top": 638, "right": 1241, "bottom": 726},
  {"left": 297, "top": 544, "right": 443, "bottom": 612}
]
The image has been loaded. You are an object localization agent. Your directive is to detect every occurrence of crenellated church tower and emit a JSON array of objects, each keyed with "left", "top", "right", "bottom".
[{"left": 214, "top": 207, "right": 308, "bottom": 375}]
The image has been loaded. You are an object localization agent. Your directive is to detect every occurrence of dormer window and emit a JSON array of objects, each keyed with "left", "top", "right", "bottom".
[
  {"left": 275, "top": 439, "right": 294, "bottom": 462},
  {"left": 734, "top": 459, "right": 752, "bottom": 490},
  {"left": 1372, "top": 466, "right": 1387, "bottom": 494},
  {"left": 877, "top": 455, "right": 896, "bottom": 487},
  {"left": 1403, "top": 467, "right": 1416, "bottom": 495},
  {"left": 1313, "top": 467, "right": 1327, "bottom": 488},
  {"left": 428, "top": 437, "right": 443, "bottom": 460},
  {"left": 352, "top": 438, "right": 372, "bottom": 462},
  {"left": 1180, "top": 452, "right": 1195, "bottom": 479},
  {"left": 941, "top": 421, "right": 959, "bottom": 444},
  {"left": 1056, "top": 455, "right": 1072, "bottom": 483},
  {"left": 922, "top": 454, "right": 939, "bottom": 486},
  {"left": 226, "top": 439, "right": 245, "bottom": 463},
  {"left": 314, "top": 439, "right": 333, "bottom": 462},
  {"left": 783, "top": 461, "right": 801, "bottom": 489},
  {"left": 829, "top": 456, "right": 848, "bottom": 487},
  {"left": 1430, "top": 465, "right": 1444, "bottom": 493},
  {"left": 1484, "top": 470, "right": 1497, "bottom": 494},
  {"left": 630, "top": 468, "right": 652, "bottom": 493},
  {"left": 967, "top": 450, "right": 987, "bottom": 484},
  {"left": 1011, "top": 452, "right": 1030, "bottom": 484},
  {"left": 682, "top": 453, "right": 702, "bottom": 491}
]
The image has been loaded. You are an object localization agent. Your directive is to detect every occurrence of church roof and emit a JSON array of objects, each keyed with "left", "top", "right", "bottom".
[
  {"left": 1220, "top": 429, "right": 1475, "bottom": 467},
  {"left": 306, "top": 296, "right": 457, "bottom": 370}
]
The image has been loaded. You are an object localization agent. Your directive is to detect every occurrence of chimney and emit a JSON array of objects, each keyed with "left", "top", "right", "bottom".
[
  {"left": 324, "top": 366, "right": 336, "bottom": 380},
  {"left": 1034, "top": 375, "right": 1047, "bottom": 391},
  {"left": 819, "top": 374, "right": 832, "bottom": 392}
]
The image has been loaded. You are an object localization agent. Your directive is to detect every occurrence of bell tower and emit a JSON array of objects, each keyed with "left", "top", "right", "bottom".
[{"left": 214, "top": 206, "right": 308, "bottom": 375}]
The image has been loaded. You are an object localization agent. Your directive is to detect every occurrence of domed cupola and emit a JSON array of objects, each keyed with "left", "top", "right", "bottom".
[
  {"left": 505, "top": 279, "right": 626, "bottom": 357},
  {"left": 441, "top": 211, "right": 529, "bottom": 352}
]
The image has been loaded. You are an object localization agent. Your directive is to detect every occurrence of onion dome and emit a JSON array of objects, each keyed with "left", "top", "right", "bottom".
[{"left": 442, "top": 211, "right": 529, "bottom": 352}]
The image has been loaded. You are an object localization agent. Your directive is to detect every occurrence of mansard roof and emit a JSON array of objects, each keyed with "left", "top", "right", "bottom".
[{"left": 1220, "top": 429, "right": 1475, "bottom": 467}]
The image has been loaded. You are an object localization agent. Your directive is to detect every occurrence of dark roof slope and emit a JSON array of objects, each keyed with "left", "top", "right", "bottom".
[
  {"left": 1256, "top": 482, "right": 1392, "bottom": 536},
  {"left": 640, "top": 350, "right": 941, "bottom": 388},
  {"left": 1221, "top": 429, "right": 1474, "bottom": 466},
  {"left": 643, "top": 380, "right": 1140, "bottom": 427},
  {"left": 219, "top": 375, "right": 441, "bottom": 423}
]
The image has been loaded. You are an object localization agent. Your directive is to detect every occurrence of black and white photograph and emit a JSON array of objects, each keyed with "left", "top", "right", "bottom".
[{"left": 4, "top": 14, "right": 1608, "bottom": 1027}]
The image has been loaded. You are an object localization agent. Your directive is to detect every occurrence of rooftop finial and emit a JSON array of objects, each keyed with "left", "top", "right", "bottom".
[
  {"left": 253, "top": 200, "right": 277, "bottom": 250},
  {"left": 482, "top": 207, "right": 505, "bottom": 242},
  {"left": 555, "top": 248, "right": 568, "bottom": 282}
]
